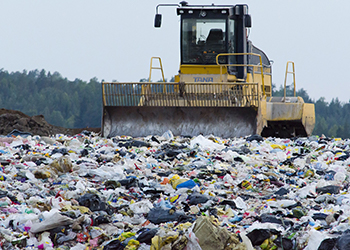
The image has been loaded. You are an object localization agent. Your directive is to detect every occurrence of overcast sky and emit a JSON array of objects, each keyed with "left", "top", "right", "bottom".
[{"left": 1, "top": 1, "right": 349, "bottom": 103}]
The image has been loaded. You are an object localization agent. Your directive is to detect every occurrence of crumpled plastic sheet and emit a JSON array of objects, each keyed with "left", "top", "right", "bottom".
[{"left": 0, "top": 132, "right": 350, "bottom": 249}]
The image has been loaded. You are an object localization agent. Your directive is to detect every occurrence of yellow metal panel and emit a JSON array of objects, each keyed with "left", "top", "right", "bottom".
[
  {"left": 180, "top": 65, "right": 227, "bottom": 75},
  {"left": 180, "top": 74, "right": 224, "bottom": 83},
  {"left": 257, "top": 97, "right": 268, "bottom": 135},
  {"left": 265, "top": 102, "right": 304, "bottom": 121},
  {"left": 227, "top": 74, "right": 237, "bottom": 82},
  {"left": 246, "top": 73, "right": 253, "bottom": 83},
  {"left": 302, "top": 103, "right": 316, "bottom": 135},
  {"left": 102, "top": 82, "right": 107, "bottom": 106},
  {"left": 249, "top": 66, "right": 272, "bottom": 96},
  {"left": 258, "top": 98, "right": 315, "bottom": 136}
]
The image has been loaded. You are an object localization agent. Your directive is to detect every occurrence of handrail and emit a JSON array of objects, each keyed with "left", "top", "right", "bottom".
[
  {"left": 102, "top": 82, "right": 260, "bottom": 108},
  {"left": 284, "top": 61, "right": 296, "bottom": 101},
  {"left": 102, "top": 82, "right": 258, "bottom": 85},
  {"left": 149, "top": 57, "right": 165, "bottom": 83},
  {"left": 102, "top": 81, "right": 107, "bottom": 106},
  {"left": 215, "top": 52, "right": 266, "bottom": 96}
]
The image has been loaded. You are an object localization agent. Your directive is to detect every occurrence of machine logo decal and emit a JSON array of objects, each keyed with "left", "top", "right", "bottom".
[{"left": 193, "top": 77, "right": 214, "bottom": 82}]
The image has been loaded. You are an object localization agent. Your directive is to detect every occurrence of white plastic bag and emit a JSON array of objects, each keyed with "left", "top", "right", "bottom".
[
  {"left": 162, "top": 130, "right": 174, "bottom": 140},
  {"left": 130, "top": 200, "right": 154, "bottom": 214},
  {"left": 184, "top": 228, "right": 202, "bottom": 250},
  {"left": 190, "top": 135, "right": 224, "bottom": 151}
]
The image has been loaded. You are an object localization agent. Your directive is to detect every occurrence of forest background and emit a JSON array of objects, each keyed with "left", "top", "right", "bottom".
[{"left": 0, "top": 69, "right": 347, "bottom": 138}]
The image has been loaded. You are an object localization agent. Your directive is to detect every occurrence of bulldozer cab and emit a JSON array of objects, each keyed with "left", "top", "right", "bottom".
[
  {"left": 101, "top": 2, "right": 315, "bottom": 138},
  {"left": 177, "top": 4, "right": 256, "bottom": 79},
  {"left": 174, "top": 3, "right": 273, "bottom": 98},
  {"left": 181, "top": 15, "right": 227, "bottom": 65}
]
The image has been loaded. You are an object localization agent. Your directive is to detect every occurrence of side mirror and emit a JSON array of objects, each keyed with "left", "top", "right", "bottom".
[
  {"left": 245, "top": 14, "right": 252, "bottom": 28},
  {"left": 155, "top": 14, "right": 162, "bottom": 28}
]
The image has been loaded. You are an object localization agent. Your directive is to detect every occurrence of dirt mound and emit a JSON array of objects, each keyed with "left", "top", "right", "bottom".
[{"left": 0, "top": 108, "right": 100, "bottom": 136}]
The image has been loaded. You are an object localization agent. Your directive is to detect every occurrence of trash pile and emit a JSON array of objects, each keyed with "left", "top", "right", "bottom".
[
  {"left": 0, "top": 130, "right": 350, "bottom": 249},
  {"left": 0, "top": 108, "right": 100, "bottom": 136}
]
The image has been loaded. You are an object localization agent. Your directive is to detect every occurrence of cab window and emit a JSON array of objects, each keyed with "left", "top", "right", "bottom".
[{"left": 182, "top": 19, "right": 227, "bottom": 64}]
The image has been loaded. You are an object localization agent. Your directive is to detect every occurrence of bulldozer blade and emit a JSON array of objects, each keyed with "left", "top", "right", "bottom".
[{"left": 102, "top": 106, "right": 257, "bottom": 138}]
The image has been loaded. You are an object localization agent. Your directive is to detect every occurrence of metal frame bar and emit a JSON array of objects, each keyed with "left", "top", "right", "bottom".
[
  {"left": 216, "top": 52, "right": 266, "bottom": 96},
  {"left": 149, "top": 57, "right": 166, "bottom": 83},
  {"left": 284, "top": 61, "right": 296, "bottom": 101},
  {"left": 156, "top": 3, "right": 180, "bottom": 14}
]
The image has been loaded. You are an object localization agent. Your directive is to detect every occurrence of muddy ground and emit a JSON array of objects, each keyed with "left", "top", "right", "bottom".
[{"left": 0, "top": 109, "right": 101, "bottom": 136}]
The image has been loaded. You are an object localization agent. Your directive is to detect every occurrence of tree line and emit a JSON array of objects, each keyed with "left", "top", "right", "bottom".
[
  {"left": 0, "top": 69, "right": 102, "bottom": 128},
  {"left": 0, "top": 68, "right": 348, "bottom": 138}
]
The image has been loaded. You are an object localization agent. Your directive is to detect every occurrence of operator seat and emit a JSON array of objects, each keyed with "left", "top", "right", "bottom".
[
  {"left": 206, "top": 28, "right": 223, "bottom": 44},
  {"left": 205, "top": 28, "right": 225, "bottom": 63}
]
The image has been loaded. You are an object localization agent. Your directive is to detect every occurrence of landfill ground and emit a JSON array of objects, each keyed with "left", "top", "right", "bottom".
[
  {"left": 0, "top": 108, "right": 100, "bottom": 137},
  {"left": 0, "top": 109, "right": 350, "bottom": 249}
]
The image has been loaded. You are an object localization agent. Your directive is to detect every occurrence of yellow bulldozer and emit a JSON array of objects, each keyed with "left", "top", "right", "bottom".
[{"left": 102, "top": 2, "right": 315, "bottom": 138}]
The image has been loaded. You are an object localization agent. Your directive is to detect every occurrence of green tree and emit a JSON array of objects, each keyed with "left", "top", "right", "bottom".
[
  {"left": 140, "top": 78, "right": 149, "bottom": 82},
  {"left": 0, "top": 69, "right": 102, "bottom": 128},
  {"left": 328, "top": 124, "right": 338, "bottom": 137},
  {"left": 296, "top": 88, "right": 313, "bottom": 103},
  {"left": 314, "top": 116, "right": 328, "bottom": 136}
]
